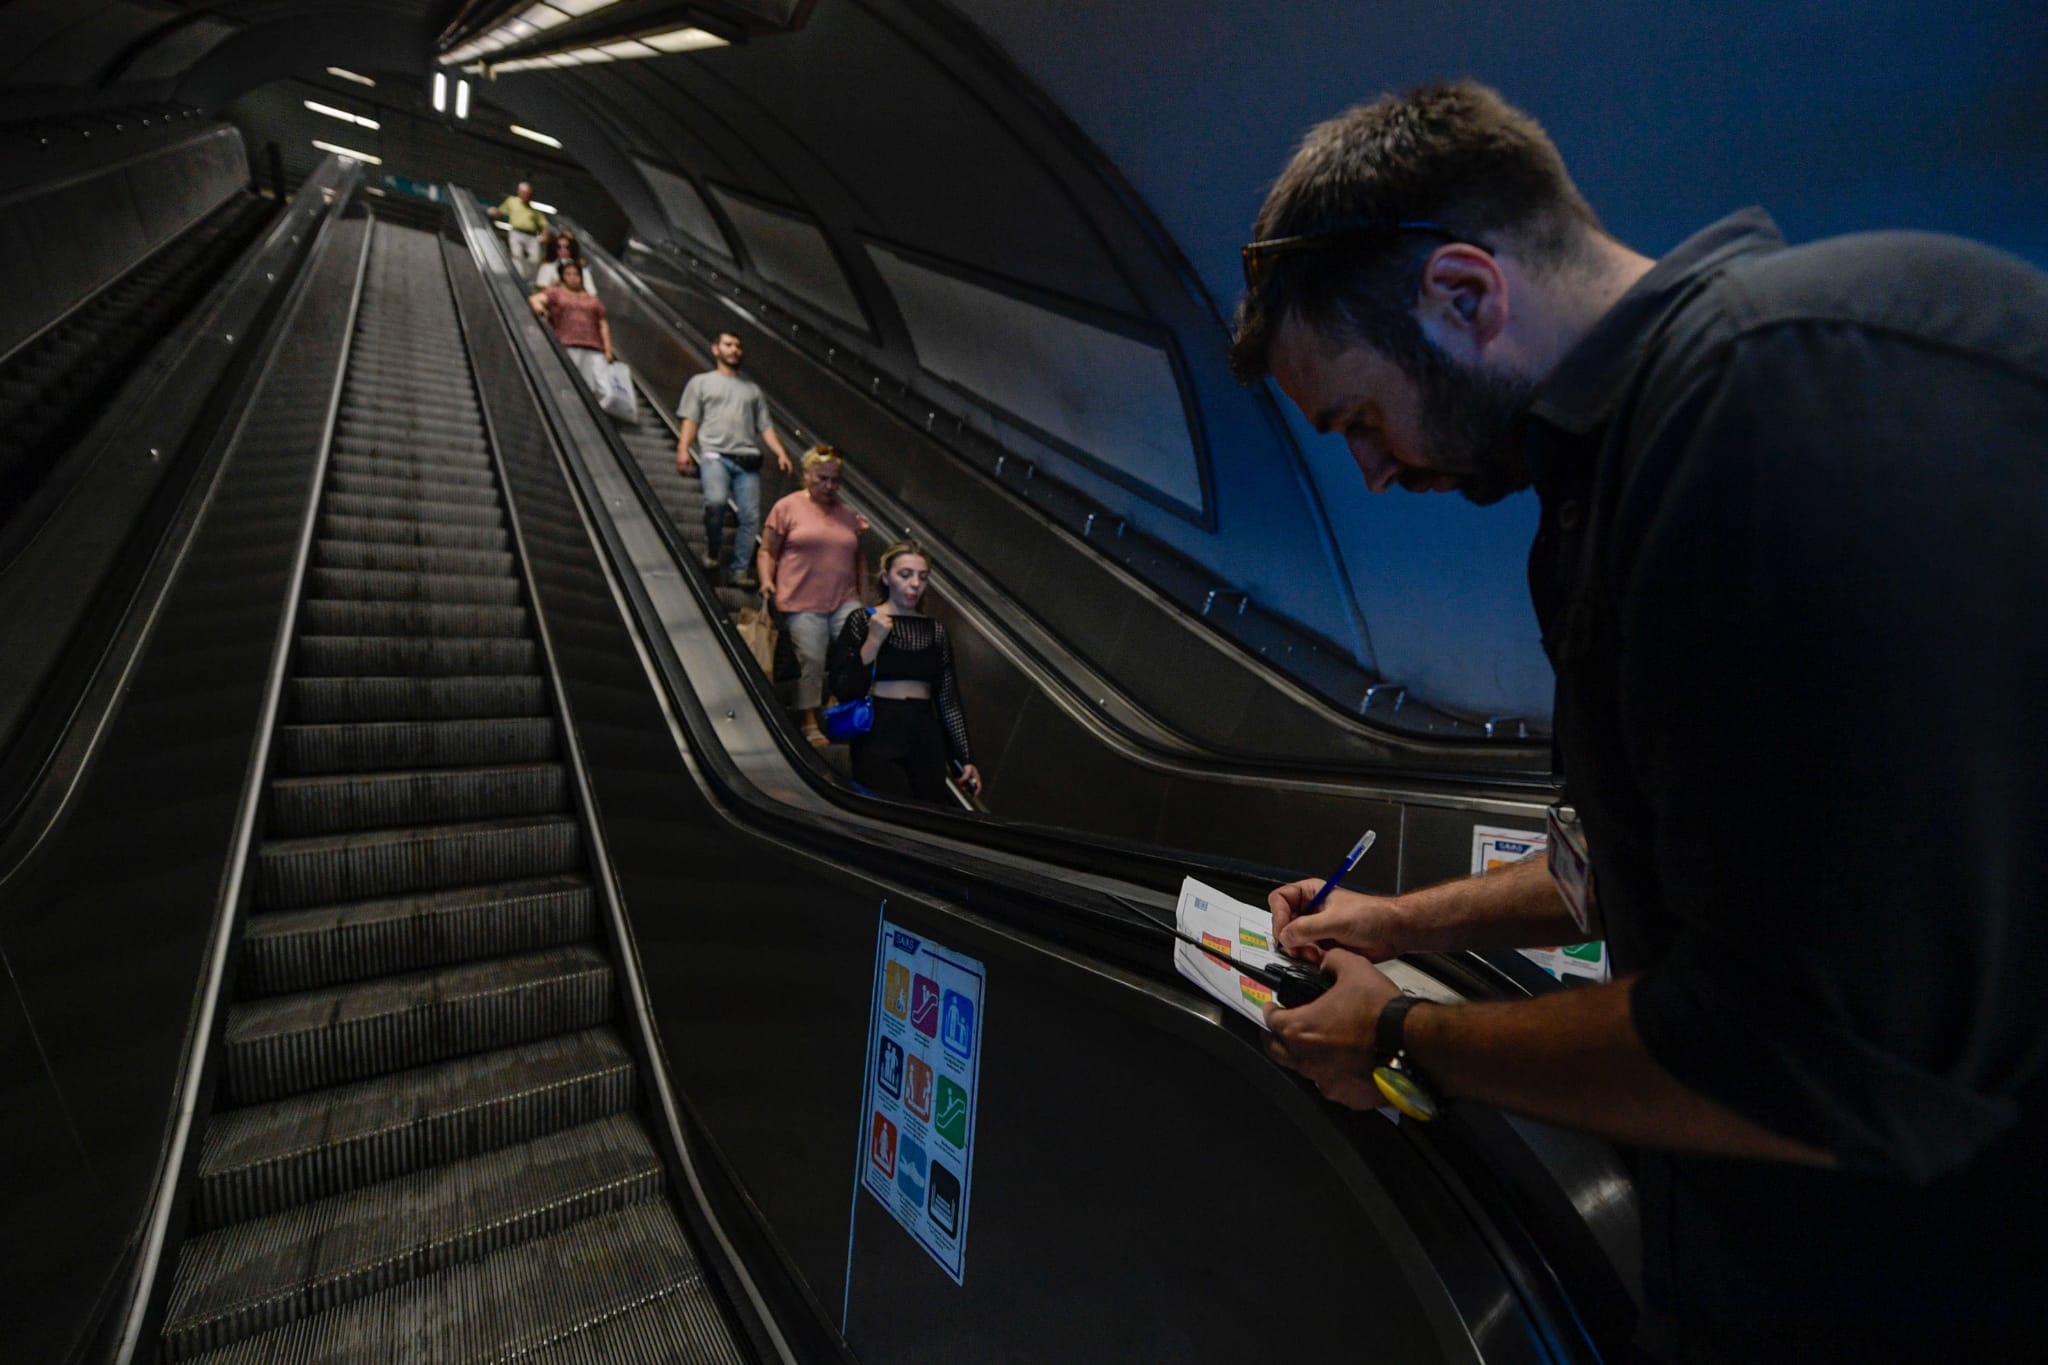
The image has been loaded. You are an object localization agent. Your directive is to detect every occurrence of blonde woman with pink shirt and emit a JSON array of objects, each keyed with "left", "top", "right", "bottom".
[{"left": 758, "top": 446, "right": 869, "bottom": 744}]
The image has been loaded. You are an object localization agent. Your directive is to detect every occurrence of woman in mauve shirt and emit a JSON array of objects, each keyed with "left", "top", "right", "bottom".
[
  {"left": 526, "top": 260, "right": 612, "bottom": 394},
  {"left": 759, "top": 446, "right": 869, "bottom": 744}
]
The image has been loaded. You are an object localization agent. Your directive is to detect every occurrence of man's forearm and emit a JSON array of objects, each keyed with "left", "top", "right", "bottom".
[
  {"left": 1394, "top": 857, "right": 1584, "bottom": 953},
  {"left": 1407, "top": 981, "right": 1834, "bottom": 1165},
  {"left": 676, "top": 419, "right": 697, "bottom": 457}
]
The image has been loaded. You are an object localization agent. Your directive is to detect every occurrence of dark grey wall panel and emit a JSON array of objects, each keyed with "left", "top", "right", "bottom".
[{"left": 0, "top": 124, "right": 246, "bottom": 362}]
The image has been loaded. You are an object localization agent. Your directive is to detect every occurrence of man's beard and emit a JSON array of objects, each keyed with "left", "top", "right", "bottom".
[{"left": 1401, "top": 340, "right": 1539, "bottom": 506}]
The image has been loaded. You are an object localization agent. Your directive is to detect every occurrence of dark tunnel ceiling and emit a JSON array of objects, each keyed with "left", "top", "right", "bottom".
[{"left": 1, "top": 0, "right": 2039, "bottom": 726}]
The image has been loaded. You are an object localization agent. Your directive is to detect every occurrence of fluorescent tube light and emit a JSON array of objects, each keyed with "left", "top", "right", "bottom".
[
  {"left": 642, "top": 28, "right": 728, "bottom": 54},
  {"left": 304, "top": 100, "right": 379, "bottom": 130},
  {"left": 455, "top": 78, "right": 471, "bottom": 119},
  {"left": 529, "top": 201, "right": 559, "bottom": 215},
  {"left": 509, "top": 124, "right": 561, "bottom": 148},
  {"left": 552, "top": 0, "right": 619, "bottom": 15},
  {"left": 431, "top": 71, "right": 446, "bottom": 111},
  {"left": 326, "top": 67, "right": 375, "bottom": 86},
  {"left": 313, "top": 139, "right": 382, "bottom": 165}
]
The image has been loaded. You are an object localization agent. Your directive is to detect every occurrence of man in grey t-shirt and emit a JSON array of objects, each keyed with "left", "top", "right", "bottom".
[{"left": 675, "top": 331, "right": 795, "bottom": 586}]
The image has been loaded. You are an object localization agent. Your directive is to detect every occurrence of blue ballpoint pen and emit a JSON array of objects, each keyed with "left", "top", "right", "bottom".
[{"left": 1291, "top": 830, "right": 1378, "bottom": 927}]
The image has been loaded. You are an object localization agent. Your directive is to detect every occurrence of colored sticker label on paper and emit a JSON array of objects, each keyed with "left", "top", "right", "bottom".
[
  {"left": 859, "top": 920, "right": 986, "bottom": 1285},
  {"left": 1470, "top": 823, "right": 1609, "bottom": 981}
]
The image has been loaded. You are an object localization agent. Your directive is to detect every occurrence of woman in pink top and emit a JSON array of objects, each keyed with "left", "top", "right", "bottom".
[
  {"left": 758, "top": 446, "right": 870, "bottom": 744},
  {"left": 526, "top": 260, "right": 613, "bottom": 394}
]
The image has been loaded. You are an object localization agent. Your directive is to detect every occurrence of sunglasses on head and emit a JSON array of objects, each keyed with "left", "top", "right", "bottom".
[{"left": 1240, "top": 220, "right": 1490, "bottom": 293}]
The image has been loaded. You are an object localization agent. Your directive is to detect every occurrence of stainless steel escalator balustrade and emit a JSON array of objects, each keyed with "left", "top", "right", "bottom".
[{"left": 154, "top": 219, "right": 749, "bottom": 1364}]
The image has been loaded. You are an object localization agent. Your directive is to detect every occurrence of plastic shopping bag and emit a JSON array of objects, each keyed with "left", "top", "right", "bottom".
[{"left": 598, "top": 359, "right": 638, "bottom": 422}]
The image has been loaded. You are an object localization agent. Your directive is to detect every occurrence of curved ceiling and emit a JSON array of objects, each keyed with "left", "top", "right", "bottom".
[{"left": 2, "top": 0, "right": 2040, "bottom": 722}]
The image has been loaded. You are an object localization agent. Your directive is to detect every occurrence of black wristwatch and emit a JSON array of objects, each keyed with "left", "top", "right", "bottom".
[{"left": 1371, "top": 994, "right": 1444, "bottom": 1121}]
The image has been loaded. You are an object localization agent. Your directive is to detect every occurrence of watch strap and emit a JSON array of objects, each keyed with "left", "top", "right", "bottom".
[{"left": 1374, "top": 993, "right": 1421, "bottom": 1063}]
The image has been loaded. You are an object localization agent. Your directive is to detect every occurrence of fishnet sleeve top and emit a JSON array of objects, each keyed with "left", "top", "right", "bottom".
[{"left": 830, "top": 611, "right": 974, "bottom": 766}]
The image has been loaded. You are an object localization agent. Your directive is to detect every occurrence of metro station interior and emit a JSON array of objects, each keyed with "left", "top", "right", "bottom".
[{"left": 2, "top": 2, "right": 2042, "bottom": 1362}]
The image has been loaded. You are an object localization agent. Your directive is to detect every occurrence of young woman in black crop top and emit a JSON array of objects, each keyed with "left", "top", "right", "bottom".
[{"left": 829, "top": 541, "right": 982, "bottom": 804}]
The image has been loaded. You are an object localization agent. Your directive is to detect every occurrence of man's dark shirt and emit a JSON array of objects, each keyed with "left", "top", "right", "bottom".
[{"left": 1523, "top": 209, "right": 2048, "bottom": 1361}]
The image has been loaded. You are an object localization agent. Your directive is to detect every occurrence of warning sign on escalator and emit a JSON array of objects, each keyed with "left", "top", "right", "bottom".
[{"left": 859, "top": 917, "right": 986, "bottom": 1284}]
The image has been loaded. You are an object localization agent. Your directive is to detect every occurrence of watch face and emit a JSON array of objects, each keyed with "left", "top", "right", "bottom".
[{"left": 1373, "top": 1063, "right": 1441, "bottom": 1121}]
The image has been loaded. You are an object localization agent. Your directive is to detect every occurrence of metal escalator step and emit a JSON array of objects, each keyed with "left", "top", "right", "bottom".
[
  {"left": 297, "top": 598, "right": 529, "bottom": 638},
  {"left": 328, "top": 456, "right": 496, "bottom": 489},
  {"left": 160, "top": 1114, "right": 662, "bottom": 1361},
  {"left": 178, "top": 1202, "right": 728, "bottom": 1365},
  {"left": 326, "top": 471, "right": 502, "bottom": 506},
  {"left": 515, "top": 1282, "right": 749, "bottom": 1365},
  {"left": 305, "top": 567, "right": 521, "bottom": 605},
  {"left": 323, "top": 491, "right": 506, "bottom": 527},
  {"left": 339, "top": 397, "right": 486, "bottom": 427},
  {"left": 255, "top": 812, "right": 580, "bottom": 909},
  {"left": 331, "top": 431, "right": 490, "bottom": 461},
  {"left": 220, "top": 943, "right": 614, "bottom": 1104},
  {"left": 270, "top": 761, "right": 569, "bottom": 836},
  {"left": 288, "top": 675, "right": 547, "bottom": 723},
  {"left": 276, "top": 718, "right": 557, "bottom": 776},
  {"left": 313, "top": 538, "right": 513, "bottom": 576},
  {"left": 193, "top": 1030, "right": 635, "bottom": 1230},
  {"left": 319, "top": 513, "right": 509, "bottom": 551},
  {"left": 296, "top": 634, "right": 537, "bottom": 677},
  {"left": 240, "top": 874, "right": 596, "bottom": 996}
]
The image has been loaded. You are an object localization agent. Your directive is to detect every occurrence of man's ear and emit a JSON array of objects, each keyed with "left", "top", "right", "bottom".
[{"left": 1417, "top": 244, "right": 1507, "bottom": 351}]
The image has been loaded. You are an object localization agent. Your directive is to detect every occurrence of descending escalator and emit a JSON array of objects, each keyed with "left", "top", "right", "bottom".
[
  {"left": 0, "top": 190, "right": 276, "bottom": 533},
  {"left": 154, "top": 217, "right": 750, "bottom": 1363}
]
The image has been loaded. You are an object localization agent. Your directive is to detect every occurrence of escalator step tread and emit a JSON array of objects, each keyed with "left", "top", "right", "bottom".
[
  {"left": 330, "top": 451, "right": 495, "bottom": 482},
  {"left": 297, "top": 598, "right": 530, "bottom": 638},
  {"left": 255, "top": 812, "right": 581, "bottom": 909},
  {"left": 220, "top": 943, "right": 614, "bottom": 1104},
  {"left": 240, "top": 873, "right": 596, "bottom": 997},
  {"left": 178, "top": 1202, "right": 731, "bottom": 1365},
  {"left": 295, "top": 634, "right": 538, "bottom": 677},
  {"left": 288, "top": 674, "right": 547, "bottom": 723},
  {"left": 276, "top": 717, "right": 558, "bottom": 775},
  {"left": 160, "top": 1114, "right": 663, "bottom": 1360},
  {"left": 318, "top": 513, "right": 509, "bottom": 551},
  {"left": 269, "top": 761, "right": 570, "bottom": 836},
  {"left": 305, "top": 567, "right": 522, "bottom": 605},
  {"left": 324, "top": 472, "right": 502, "bottom": 506},
  {"left": 323, "top": 491, "right": 506, "bottom": 527},
  {"left": 194, "top": 1029, "right": 635, "bottom": 1230},
  {"left": 312, "top": 539, "right": 514, "bottom": 576}
]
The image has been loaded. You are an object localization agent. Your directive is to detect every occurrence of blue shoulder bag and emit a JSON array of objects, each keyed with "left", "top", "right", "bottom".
[{"left": 819, "top": 609, "right": 878, "bottom": 741}]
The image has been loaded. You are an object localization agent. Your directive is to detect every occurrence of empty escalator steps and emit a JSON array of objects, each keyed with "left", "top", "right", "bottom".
[{"left": 156, "top": 216, "right": 745, "bottom": 1363}]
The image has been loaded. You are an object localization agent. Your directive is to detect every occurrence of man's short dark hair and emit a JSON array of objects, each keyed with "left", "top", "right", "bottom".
[
  {"left": 717, "top": 330, "right": 742, "bottom": 345},
  {"left": 1229, "top": 80, "right": 1602, "bottom": 381}
]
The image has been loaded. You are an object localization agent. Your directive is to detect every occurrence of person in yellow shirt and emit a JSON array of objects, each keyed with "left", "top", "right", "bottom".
[{"left": 486, "top": 181, "right": 549, "bottom": 281}]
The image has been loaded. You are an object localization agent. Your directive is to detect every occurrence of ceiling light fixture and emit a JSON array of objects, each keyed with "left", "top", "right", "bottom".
[
  {"left": 326, "top": 67, "right": 376, "bottom": 86},
  {"left": 509, "top": 125, "right": 562, "bottom": 148},
  {"left": 304, "top": 100, "right": 379, "bottom": 130},
  {"left": 432, "top": 71, "right": 447, "bottom": 111},
  {"left": 529, "top": 200, "right": 559, "bottom": 215},
  {"left": 313, "top": 139, "right": 382, "bottom": 165},
  {"left": 455, "top": 78, "right": 471, "bottom": 119},
  {"left": 485, "top": 28, "right": 727, "bottom": 74}
]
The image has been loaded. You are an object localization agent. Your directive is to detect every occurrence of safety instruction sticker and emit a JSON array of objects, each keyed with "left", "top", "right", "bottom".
[
  {"left": 859, "top": 919, "right": 986, "bottom": 1285},
  {"left": 1471, "top": 824, "right": 1608, "bottom": 981}
]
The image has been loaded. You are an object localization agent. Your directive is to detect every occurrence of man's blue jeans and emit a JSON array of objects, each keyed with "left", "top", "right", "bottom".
[{"left": 698, "top": 457, "right": 761, "bottom": 576}]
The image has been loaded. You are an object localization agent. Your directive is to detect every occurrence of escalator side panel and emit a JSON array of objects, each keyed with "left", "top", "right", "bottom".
[
  {"left": 0, "top": 214, "right": 369, "bottom": 1365},
  {"left": 462, "top": 223, "right": 1548, "bottom": 1364}
]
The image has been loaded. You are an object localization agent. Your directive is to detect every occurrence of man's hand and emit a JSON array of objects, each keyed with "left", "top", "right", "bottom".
[
  {"left": 676, "top": 447, "right": 696, "bottom": 476},
  {"left": 1269, "top": 881, "right": 1413, "bottom": 964},
  {"left": 1263, "top": 948, "right": 1403, "bottom": 1109},
  {"left": 775, "top": 449, "right": 794, "bottom": 476}
]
